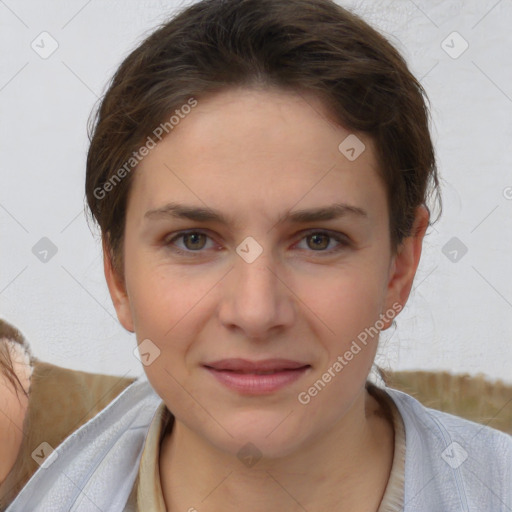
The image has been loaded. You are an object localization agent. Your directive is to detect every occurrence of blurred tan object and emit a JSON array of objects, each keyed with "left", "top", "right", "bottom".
[{"left": 381, "top": 369, "right": 512, "bottom": 436}]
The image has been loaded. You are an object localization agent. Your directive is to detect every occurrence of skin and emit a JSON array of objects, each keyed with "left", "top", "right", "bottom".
[
  {"left": 0, "top": 343, "right": 31, "bottom": 485},
  {"left": 104, "top": 87, "right": 429, "bottom": 511}
]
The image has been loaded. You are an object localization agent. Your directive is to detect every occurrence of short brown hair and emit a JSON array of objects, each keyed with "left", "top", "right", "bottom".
[{"left": 85, "top": 0, "right": 441, "bottom": 277}]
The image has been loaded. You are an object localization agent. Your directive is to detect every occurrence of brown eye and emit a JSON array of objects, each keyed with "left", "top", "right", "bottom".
[
  {"left": 295, "top": 230, "right": 350, "bottom": 254},
  {"left": 182, "top": 232, "right": 208, "bottom": 250},
  {"left": 306, "top": 233, "right": 330, "bottom": 250},
  {"left": 165, "top": 230, "right": 215, "bottom": 255}
]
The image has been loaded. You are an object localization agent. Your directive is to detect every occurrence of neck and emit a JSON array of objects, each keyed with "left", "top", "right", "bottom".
[{"left": 159, "top": 387, "right": 395, "bottom": 512}]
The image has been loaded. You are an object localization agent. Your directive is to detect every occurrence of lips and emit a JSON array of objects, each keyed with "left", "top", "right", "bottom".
[
  {"left": 204, "top": 359, "right": 311, "bottom": 394},
  {"left": 203, "top": 358, "right": 310, "bottom": 373}
]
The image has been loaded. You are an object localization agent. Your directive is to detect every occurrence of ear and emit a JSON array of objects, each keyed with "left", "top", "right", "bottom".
[
  {"left": 102, "top": 238, "right": 135, "bottom": 333},
  {"left": 381, "top": 205, "right": 430, "bottom": 330}
]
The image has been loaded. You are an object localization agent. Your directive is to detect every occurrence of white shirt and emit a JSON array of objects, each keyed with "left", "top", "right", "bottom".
[{"left": 5, "top": 378, "right": 512, "bottom": 511}]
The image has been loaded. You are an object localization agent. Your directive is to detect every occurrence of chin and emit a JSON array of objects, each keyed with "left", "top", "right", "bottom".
[{"left": 204, "top": 412, "right": 308, "bottom": 461}]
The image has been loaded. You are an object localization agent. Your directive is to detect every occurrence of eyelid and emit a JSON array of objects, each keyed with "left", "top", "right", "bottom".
[
  {"left": 164, "top": 229, "right": 219, "bottom": 254},
  {"left": 293, "top": 228, "right": 351, "bottom": 253},
  {"left": 164, "top": 228, "right": 351, "bottom": 255}
]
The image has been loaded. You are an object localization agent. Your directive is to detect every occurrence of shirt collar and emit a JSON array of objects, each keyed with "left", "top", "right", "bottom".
[
  {"left": 133, "top": 384, "right": 405, "bottom": 512},
  {"left": 135, "top": 400, "right": 173, "bottom": 511}
]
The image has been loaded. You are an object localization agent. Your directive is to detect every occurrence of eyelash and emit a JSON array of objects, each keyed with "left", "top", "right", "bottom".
[{"left": 163, "top": 229, "right": 351, "bottom": 257}]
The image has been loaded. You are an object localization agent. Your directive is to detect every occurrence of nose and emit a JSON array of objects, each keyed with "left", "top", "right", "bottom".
[{"left": 217, "top": 248, "right": 295, "bottom": 340}]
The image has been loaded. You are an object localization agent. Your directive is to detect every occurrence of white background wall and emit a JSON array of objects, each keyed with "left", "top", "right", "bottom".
[{"left": 1, "top": 0, "right": 511, "bottom": 384}]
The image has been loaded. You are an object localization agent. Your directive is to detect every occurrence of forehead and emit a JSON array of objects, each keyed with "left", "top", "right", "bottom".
[{"left": 131, "top": 87, "right": 386, "bottom": 225}]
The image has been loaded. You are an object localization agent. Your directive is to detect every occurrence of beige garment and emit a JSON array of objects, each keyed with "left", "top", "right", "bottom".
[
  {"left": 128, "top": 382, "right": 406, "bottom": 511},
  {"left": 369, "top": 382, "right": 406, "bottom": 512}
]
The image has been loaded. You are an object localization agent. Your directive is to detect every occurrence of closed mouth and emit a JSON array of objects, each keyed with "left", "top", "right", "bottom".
[
  {"left": 206, "top": 366, "right": 310, "bottom": 374},
  {"left": 203, "top": 358, "right": 311, "bottom": 373}
]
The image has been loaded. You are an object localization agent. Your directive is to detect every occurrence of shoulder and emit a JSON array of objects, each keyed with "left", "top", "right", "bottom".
[
  {"left": 383, "top": 386, "right": 512, "bottom": 511},
  {"left": 6, "top": 377, "right": 162, "bottom": 511}
]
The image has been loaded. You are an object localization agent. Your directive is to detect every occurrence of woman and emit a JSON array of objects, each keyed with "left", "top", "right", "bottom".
[{"left": 4, "top": 0, "right": 512, "bottom": 510}]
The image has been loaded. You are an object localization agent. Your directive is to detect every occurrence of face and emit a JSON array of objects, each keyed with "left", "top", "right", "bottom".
[{"left": 105, "top": 87, "right": 427, "bottom": 459}]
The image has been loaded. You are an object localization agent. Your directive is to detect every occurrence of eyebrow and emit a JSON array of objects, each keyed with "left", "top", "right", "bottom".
[{"left": 144, "top": 201, "right": 368, "bottom": 225}]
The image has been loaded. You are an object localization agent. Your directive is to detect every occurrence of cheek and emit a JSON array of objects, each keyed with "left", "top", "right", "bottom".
[
  {"left": 126, "top": 266, "right": 203, "bottom": 403},
  {"left": 294, "top": 274, "right": 385, "bottom": 419},
  {"left": 128, "top": 271, "right": 198, "bottom": 344},
  {"left": 125, "top": 243, "right": 204, "bottom": 331},
  {"left": 319, "top": 291, "right": 382, "bottom": 384},
  {"left": 306, "top": 261, "right": 388, "bottom": 342},
  {"left": 125, "top": 259, "right": 218, "bottom": 378}
]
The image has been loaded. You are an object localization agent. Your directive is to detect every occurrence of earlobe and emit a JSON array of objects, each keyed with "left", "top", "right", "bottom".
[
  {"left": 102, "top": 238, "right": 135, "bottom": 333},
  {"left": 381, "top": 205, "right": 430, "bottom": 329}
]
